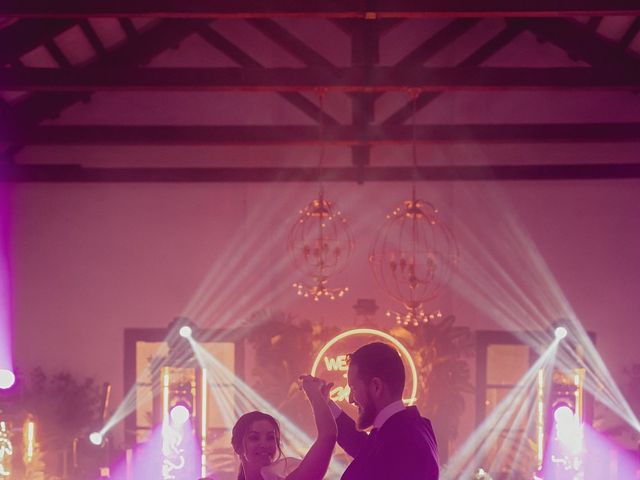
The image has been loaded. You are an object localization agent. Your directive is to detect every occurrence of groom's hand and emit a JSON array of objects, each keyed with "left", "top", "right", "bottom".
[{"left": 298, "top": 374, "right": 333, "bottom": 401}]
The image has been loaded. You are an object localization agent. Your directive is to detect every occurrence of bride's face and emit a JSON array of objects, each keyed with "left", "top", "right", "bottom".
[{"left": 242, "top": 419, "right": 278, "bottom": 468}]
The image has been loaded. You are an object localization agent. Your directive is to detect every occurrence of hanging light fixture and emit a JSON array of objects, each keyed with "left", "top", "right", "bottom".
[
  {"left": 288, "top": 91, "right": 353, "bottom": 301},
  {"left": 369, "top": 90, "right": 458, "bottom": 324}
]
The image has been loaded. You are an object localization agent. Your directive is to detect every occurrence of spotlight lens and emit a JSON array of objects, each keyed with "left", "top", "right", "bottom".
[
  {"left": 0, "top": 369, "right": 15, "bottom": 389},
  {"left": 554, "top": 405, "right": 574, "bottom": 425},
  {"left": 89, "top": 432, "right": 103, "bottom": 445},
  {"left": 178, "top": 325, "right": 192, "bottom": 338},
  {"left": 553, "top": 405, "right": 582, "bottom": 452},
  {"left": 555, "top": 326, "right": 568, "bottom": 339},
  {"left": 170, "top": 404, "right": 190, "bottom": 425}
]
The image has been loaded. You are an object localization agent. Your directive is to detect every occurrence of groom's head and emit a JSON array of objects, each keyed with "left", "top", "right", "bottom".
[{"left": 347, "top": 342, "right": 405, "bottom": 430}]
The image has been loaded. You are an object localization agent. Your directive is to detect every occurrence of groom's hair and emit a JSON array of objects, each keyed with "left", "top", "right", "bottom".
[{"left": 348, "top": 342, "right": 405, "bottom": 398}]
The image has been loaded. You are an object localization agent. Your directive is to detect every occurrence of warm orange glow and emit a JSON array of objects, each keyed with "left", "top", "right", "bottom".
[
  {"left": 162, "top": 367, "right": 170, "bottom": 423},
  {"left": 201, "top": 368, "right": 207, "bottom": 478},
  {"left": 24, "top": 419, "right": 35, "bottom": 463},
  {"left": 536, "top": 369, "right": 545, "bottom": 470}
]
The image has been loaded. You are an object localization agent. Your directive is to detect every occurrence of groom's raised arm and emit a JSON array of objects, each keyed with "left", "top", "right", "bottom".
[{"left": 331, "top": 404, "right": 369, "bottom": 458}]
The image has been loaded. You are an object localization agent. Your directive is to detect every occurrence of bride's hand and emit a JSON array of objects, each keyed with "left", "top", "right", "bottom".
[{"left": 298, "top": 375, "right": 333, "bottom": 401}]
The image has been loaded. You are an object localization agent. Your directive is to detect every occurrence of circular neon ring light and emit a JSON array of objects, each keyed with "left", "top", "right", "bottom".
[{"left": 311, "top": 328, "right": 418, "bottom": 405}]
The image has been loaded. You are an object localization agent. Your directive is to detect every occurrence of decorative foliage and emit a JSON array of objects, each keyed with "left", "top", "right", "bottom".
[
  {"left": 246, "top": 311, "right": 340, "bottom": 425},
  {"left": 24, "top": 446, "right": 46, "bottom": 480},
  {"left": 21, "top": 368, "right": 102, "bottom": 449},
  {"left": 0, "top": 368, "right": 102, "bottom": 479},
  {"left": 390, "top": 313, "right": 474, "bottom": 454}
]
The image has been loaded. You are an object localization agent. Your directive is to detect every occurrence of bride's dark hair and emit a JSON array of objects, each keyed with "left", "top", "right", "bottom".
[{"left": 232, "top": 411, "right": 284, "bottom": 480}]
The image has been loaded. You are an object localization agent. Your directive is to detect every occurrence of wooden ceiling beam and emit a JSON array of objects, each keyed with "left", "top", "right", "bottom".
[
  {"left": 3, "top": 66, "right": 638, "bottom": 91},
  {"left": 2, "top": 0, "right": 639, "bottom": 19},
  {"left": 79, "top": 20, "right": 107, "bottom": 56},
  {"left": 0, "top": 19, "right": 77, "bottom": 64},
  {"left": 2, "top": 163, "right": 639, "bottom": 182},
  {"left": 196, "top": 25, "right": 339, "bottom": 126},
  {"left": 382, "top": 25, "right": 523, "bottom": 126},
  {"left": 520, "top": 18, "right": 639, "bottom": 68},
  {"left": 3, "top": 123, "right": 639, "bottom": 145},
  {"left": 248, "top": 19, "right": 335, "bottom": 67},
  {"left": 619, "top": 17, "right": 640, "bottom": 49},
  {"left": 349, "top": 19, "right": 378, "bottom": 170},
  {"left": 9, "top": 19, "right": 206, "bottom": 127}
]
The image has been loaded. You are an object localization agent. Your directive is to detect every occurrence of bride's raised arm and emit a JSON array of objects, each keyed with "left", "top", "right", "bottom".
[{"left": 285, "top": 375, "right": 337, "bottom": 480}]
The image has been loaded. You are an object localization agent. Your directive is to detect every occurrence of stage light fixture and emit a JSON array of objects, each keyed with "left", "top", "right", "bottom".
[
  {"left": 553, "top": 403, "right": 583, "bottom": 455},
  {"left": 554, "top": 326, "right": 568, "bottom": 340},
  {"left": 179, "top": 325, "right": 193, "bottom": 338},
  {"left": 0, "top": 369, "right": 15, "bottom": 389},
  {"left": 553, "top": 404, "right": 574, "bottom": 426},
  {"left": 170, "top": 403, "right": 191, "bottom": 425},
  {"left": 89, "top": 431, "right": 104, "bottom": 446}
]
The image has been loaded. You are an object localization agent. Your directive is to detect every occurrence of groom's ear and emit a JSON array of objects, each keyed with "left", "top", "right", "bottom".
[{"left": 369, "top": 376, "right": 384, "bottom": 397}]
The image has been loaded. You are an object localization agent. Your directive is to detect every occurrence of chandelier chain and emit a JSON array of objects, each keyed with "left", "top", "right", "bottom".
[{"left": 408, "top": 88, "right": 420, "bottom": 199}]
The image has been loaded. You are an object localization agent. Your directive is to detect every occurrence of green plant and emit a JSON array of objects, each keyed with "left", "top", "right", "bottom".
[
  {"left": 0, "top": 367, "right": 102, "bottom": 479},
  {"left": 245, "top": 311, "right": 339, "bottom": 426},
  {"left": 391, "top": 314, "right": 474, "bottom": 459}
]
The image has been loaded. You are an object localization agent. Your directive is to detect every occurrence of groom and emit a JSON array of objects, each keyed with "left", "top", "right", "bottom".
[{"left": 329, "top": 341, "right": 439, "bottom": 480}]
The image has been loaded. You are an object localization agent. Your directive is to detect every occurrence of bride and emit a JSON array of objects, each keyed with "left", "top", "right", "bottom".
[{"left": 230, "top": 375, "right": 337, "bottom": 480}]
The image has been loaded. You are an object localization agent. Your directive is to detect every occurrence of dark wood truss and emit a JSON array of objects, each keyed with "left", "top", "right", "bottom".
[
  {"left": 4, "top": 124, "right": 640, "bottom": 145},
  {"left": 3, "top": 66, "right": 638, "bottom": 91},
  {"left": 2, "top": 164, "right": 639, "bottom": 183},
  {"left": 1, "top": 1, "right": 639, "bottom": 18},
  {"left": 1, "top": 5, "right": 640, "bottom": 182}
]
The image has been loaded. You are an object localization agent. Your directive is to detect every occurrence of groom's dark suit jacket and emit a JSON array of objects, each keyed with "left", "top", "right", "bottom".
[{"left": 337, "top": 406, "right": 439, "bottom": 480}]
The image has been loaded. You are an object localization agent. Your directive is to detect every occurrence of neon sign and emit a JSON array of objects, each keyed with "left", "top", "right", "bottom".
[{"left": 311, "top": 328, "right": 418, "bottom": 405}]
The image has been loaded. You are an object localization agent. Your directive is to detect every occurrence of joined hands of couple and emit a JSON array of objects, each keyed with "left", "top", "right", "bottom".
[{"left": 298, "top": 375, "right": 333, "bottom": 403}]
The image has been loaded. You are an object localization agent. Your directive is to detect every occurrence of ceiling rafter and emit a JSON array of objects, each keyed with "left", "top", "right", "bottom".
[
  {"left": 78, "top": 19, "right": 106, "bottom": 56},
  {"left": 118, "top": 18, "right": 138, "bottom": 40},
  {"left": 586, "top": 16, "right": 603, "bottom": 30},
  {"left": 2, "top": 66, "right": 638, "bottom": 91},
  {"left": 519, "top": 18, "right": 640, "bottom": 68},
  {"left": 0, "top": 18, "right": 77, "bottom": 64},
  {"left": 5, "top": 18, "right": 204, "bottom": 153},
  {"left": 348, "top": 19, "right": 379, "bottom": 171},
  {"left": 4, "top": 123, "right": 639, "bottom": 145},
  {"left": 10, "top": 20, "right": 202, "bottom": 124},
  {"left": 44, "top": 39, "right": 73, "bottom": 68},
  {"left": 367, "top": 18, "right": 482, "bottom": 106},
  {"left": 382, "top": 24, "right": 523, "bottom": 126},
  {"left": 332, "top": 18, "right": 403, "bottom": 37},
  {"left": 393, "top": 18, "right": 481, "bottom": 68},
  {"left": 247, "top": 18, "right": 335, "bottom": 67},
  {"left": 195, "top": 23, "right": 339, "bottom": 126},
  {"left": 247, "top": 17, "right": 388, "bottom": 172},
  {"left": 245, "top": 18, "right": 360, "bottom": 167},
  {"left": 2, "top": 10, "right": 639, "bottom": 182},
  {"left": 2, "top": 163, "right": 639, "bottom": 183},
  {"left": 619, "top": 17, "right": 640, "bottom": 49},
  {"left": 1, "top": 0, "right": 639, "bottom": 19}
]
